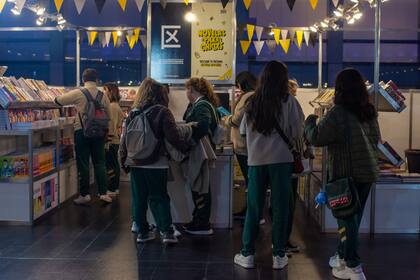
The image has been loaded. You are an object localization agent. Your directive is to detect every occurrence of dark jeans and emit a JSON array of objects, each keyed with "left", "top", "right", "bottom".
[
  {"left": 336, "top": 182, "right": 372, "bottom": 268},
  {"left": 236, "top": 154, "right": 249, "bottom": 186},
  {"left": 287, "top": 177, "right": 299, "bottom": 241},
  {"left": 105, "top": 144, "right": 121, "bottom": 192},
  {"left": 74, "top": 130, "right": 108, "bottom": 196}
]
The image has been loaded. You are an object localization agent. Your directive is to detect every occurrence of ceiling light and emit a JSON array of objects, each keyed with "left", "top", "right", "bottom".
[
  {"left": 117, "top": 30, "right": 122, "bottom": 37},
  {"left": 320, "top": 20, "right": 329, "bottom": 28},
  {"left": 347, "top": 17, "right": 356, "bottom": 24},
  {"left": 309, "top": 25, "right": 318, "bottom": 33},
  {"left": 36, "top": 17, "right": 45, "bottom": 26},
  {"left": 36, "top": 7, "right": 45, "bottom": 16},
  {"left": 184, "top": 12, "right": 197, "bottom": 22},
  {"left": 56, "top": 24, "right": 65, "bottom": 31},
  {"left": 57, "top": 14, "right": 66, "bottom": 25},
  {"left": 333, "top": 6, "right": 344, "bottom": 17}
]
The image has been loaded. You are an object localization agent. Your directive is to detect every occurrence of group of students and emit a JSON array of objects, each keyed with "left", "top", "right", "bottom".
[{"left": 55, "top": 61, "right": 380, "bottom": 280}]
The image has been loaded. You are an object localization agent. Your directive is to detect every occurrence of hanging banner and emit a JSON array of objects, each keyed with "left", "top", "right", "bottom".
[
  {"left": 240, "top": 40, "right": 251, "bottom": 55},
  {"left": 309, "top": 32, "right": 317, "bottom": 47},
  {"left": 135, "top": 0, "right": 145, "bottom": 12},
  {"left": 332, "top": 0, "right": 339, "bottom": 8},
  {"left": 304, "top": 31, "right": 310, "bottom": 46},
  {"left": 118, "top": 0, "right": 127, "bottom": 11},
  {"left": 263, "top": 0, "right": 272, "bottom": 10},
  {"left": 272, "top": 28, "right": 280, "bottom": 45},
  {"left": 94, "top": 0, "right": 106, "bottom": 13},
  {"left": 253, "top": 41, "right": 264, "bottom": 55},
  {"left": 105, "top": 32, "right": 112, "bottom": 47},
  {"left": 246, "top": 24, "right": 254, "bottom": 41},
  {"left": 281, "top": 29, "right": 289, "bottom": 40},
  {"left": 88, "top": 31, "right": 98, "bottom": 46},
  {"left": 287, "top": 0, "right": 296, "bottom": 11},
  {"left": 127, "top": 35, "right": 136, "bottom": 49},
  {"left": 74, "top": 0, "right": 86, "bottom": 14},
  {"left": 255, "top": 26, "right": 264, "bottom": 41},
  {"left": 54, "top": 0, "right": 64, "bottom": 12},
  {"left": 279, "top": 39, "right": 291, "bottom": 53},
  {"left": 0, "top": 0, "right": 7, "bottom": 13},
  {"left": 296, "top": 30, "right": 304, "bottom": 49},
  {"left": 221, "top": 0, "right": 229, "bottom": 9},
  {"left": 243, "top": 0, "right": 251, "bottom": 10},
  {"left": 266, "top": 40, "right": 276, "bottom": 54},
  {"left": 112, "top": 31, "right": 119, "bottom": 47},
  {"left": 140, "top": 34, "right": 147, "bottom": 48},
  {"left": 98, "top": 32, "right": 106, "bottom": 48},
  {"left": 309, "top": 0, "right": 318, "bottom": 10}
]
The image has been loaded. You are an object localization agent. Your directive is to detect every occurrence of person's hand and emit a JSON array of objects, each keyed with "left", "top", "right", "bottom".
[
  {"left": 187, "top": 122, "right": 198, "bottom": 127},
  {"left": 305, "top": 114, "right": 318, "bottom": 125}
]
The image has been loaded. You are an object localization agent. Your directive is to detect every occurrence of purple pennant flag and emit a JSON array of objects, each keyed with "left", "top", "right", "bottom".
[
  {"left": 287, "top": 0, "right": 296, "bottom": 11},
  {"left": 94, "top": 0, "right": 106, "bottom": 13}
]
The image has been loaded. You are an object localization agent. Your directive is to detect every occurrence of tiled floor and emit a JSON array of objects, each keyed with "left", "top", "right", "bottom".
[{"left": 0, "top": 183, "right": 418, "bottom": 280}]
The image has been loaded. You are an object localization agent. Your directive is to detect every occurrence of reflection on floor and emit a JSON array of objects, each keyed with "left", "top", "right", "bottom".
[{"left": 0, "top": 183, "right": 418, "bottom": 280}]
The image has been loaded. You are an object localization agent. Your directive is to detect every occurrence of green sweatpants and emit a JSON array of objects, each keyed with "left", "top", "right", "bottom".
[
  {"left": 287, "top": 177, "right": 299, "bottom": 241},
  {"left": 130, "top": 168, "right": 173, "bottom": 234},
  {"left": 74, "top": 130, "right": 108, "bottom": 196},
  {"left": 337, "top": 182, "right": 372, "bottom": 268},
  {"left": 105, "top": 144, "right": 120, "bottom": 192},
  {"left": 236, "top": 154, "right": 249, "bottom": 186},
  {"left": 241, "top": 163, "right": 293, "bottom": 257}
]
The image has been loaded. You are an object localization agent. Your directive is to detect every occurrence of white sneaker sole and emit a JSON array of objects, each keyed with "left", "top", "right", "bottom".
[
  {"left": 273, "top": 263, "right": 288, "bottom": 270},
  {"left": 185, "top": 229, "right": 214, "bottom": 235},
  {"left": 234, "top": 259, "right": 255, "bottom": 269},
  {"left": 136, "top": 236, "right": 156, "bottom": 243},
  {"left": 162, "top": 239, "right": 178, "bottom": 244}
]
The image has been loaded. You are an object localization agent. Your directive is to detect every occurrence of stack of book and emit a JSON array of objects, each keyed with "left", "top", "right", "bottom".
[
  {"left": 368, "top": 81, "right": 406, "bottom": 113},
  {"left": 60, "top": 137, "right": 74, "bottom": 164},
  {"left": 378, "top": 142, "right": 404, "bottom": 168},
  {"left": 310, "top": 88, "right": 335, "bottom": 107},
  {"left": 5, "top": 109, "right": 59, "bottom": 130}
]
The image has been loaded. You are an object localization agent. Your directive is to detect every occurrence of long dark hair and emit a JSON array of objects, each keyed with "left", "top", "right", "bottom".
[
  {"left": 334, "top": 68, "right": 378, "bottom": 122},
  {"left": 246, "top": 61, "right": 289, "bottom": 135},
  {"left": 236, "top": 71, "right": 257, "bottom": 94},
  {"left": 103, "top": 82, "right": 121, "bottom": 103}
]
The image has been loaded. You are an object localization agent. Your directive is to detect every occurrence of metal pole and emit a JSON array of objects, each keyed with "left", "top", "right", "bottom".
[
  {"left": 371, "top": 0, "right": 382, "bottom": 236},
  {"left": 409, "top": 91, "right": 414, "bottom": 150},
  {"left": 76, "top": 30, "right": 81, "bottom": 87},
  {"left": 318, "top": 32, "right": 323, "bottom": 93}
]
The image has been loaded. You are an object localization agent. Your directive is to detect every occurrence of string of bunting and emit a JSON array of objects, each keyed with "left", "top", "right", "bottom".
[
  {"left": 242, "top": 0, "right": 343, "bottom": 11},
  {"left": 48, "top": 0, "right": 147, "bottom": 14},
  {"left": 238, "top": 23, "right": 317, "bottom": 55},
  {"left": 84, "top": 28, "right": 146, "bottom": 49}
]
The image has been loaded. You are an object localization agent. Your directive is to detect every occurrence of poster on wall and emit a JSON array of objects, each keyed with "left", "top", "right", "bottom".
[
  {"left": 149, "top": 1, "right": 234, "bottom": 83},
  {"left": 33, "top": 173, "right": 58, "bottom": 219}
]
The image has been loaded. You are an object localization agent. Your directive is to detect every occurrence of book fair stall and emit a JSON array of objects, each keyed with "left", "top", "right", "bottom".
[{"left": 0, "top": 0, "right": 418, "bottom": 234}]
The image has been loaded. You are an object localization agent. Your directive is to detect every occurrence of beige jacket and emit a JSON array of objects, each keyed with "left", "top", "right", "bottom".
[
  {"left": 109, "top": 102, "right": 124, "bottom": 144},
  {"left": 55, "top": 82, "right": 112, "bottom": 131},
  {"left": 225, "top": 91, "right": 254, "bottom": 155}
]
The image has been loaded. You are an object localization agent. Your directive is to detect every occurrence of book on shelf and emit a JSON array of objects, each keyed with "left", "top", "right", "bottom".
[
  {"left": 378, "top": 142, "right": 404, "bottom": 168},
  {"left": 368, "top": 81, "right": 406, "bottom": 113}
]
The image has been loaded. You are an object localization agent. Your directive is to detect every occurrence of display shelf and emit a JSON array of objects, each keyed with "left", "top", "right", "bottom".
[
  {"left": 5, "top": 101, "right": 60, "bottom": 110},
  {"left": 368, "top": 81, "right": 407, "bottom": 113},
  {"left": 33, "top": 169, "right": 57, "bottom": 182},
  {"left": 0, "top": 126, "right": 59, "bottom": 134}
]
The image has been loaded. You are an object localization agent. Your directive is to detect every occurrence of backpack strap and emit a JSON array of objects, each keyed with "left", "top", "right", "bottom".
[{"left": 80, "top": 88, "right": 94, "bottom": 102}]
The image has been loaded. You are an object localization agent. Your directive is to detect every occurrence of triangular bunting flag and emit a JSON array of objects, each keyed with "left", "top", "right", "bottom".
[
  {"left": 54, "top": 0, "right": 64, "bottom": 12},
  {"left": 332, "top": 0, "right": 339, "bottom": 8},
  {"left": 221, "top": 0, "right": 229, "bottom": 9},
  {"left": 296, "top": 30, "right": 304, "bottom": 49},
  {"left": 237, "top": 23, "right": 246, "bottom": 33},
  {"left": 279, "top": 39, "right": 291, "bottom": 54},
  {"left": 127, "top": 35, "right": 136, "bottom": 49},
  {"left": 309, "top": 32, "right": 317, "bottom": 47},
  {"left": 74, "top": 0, "right": 86, "bottom": 14},
  {"left": 160, "top": 0, "right": 167, "bottom": 9},
  {"left": 243, "top": 0, "right": 251, "bottom": 10},
  {"left": 12, "top": 0, "right": 26, "bottom": 14},
  {"left": 0, "top": 0, "right": 7, "bottom": 13},
  {"left": 119, "top": 31, "right": 126, "bottom": 45},
  {"left": 304, "top": 31, "right": 311, "bottom": 46},
  {"left": 139, "top": 35, "right": 147, "bottom": 48},
  {"left": 287, "top": 0, "right": 296, "bottom": 11},
  {"left": 184, "top": 0, "right": 189, "bottom": 5},
  {"left": 246, "top": 24, "right": 255, "bottom": 41},
  {"left": 255, "top": 26, "right": 264, "bottom": 41},
  {"left": 105, "top": 32, "right": 112, "bottom": 47},
  {"left": 266, "top": 40, "right": 277, "bottom": 54},
  {"left": 112, "top": 31, "right": 119, "bottom": 47},
  {"left": 135, "top": 0, "right": 145, "bottom": 12},
  {"left": 94, "top": 0, "right": 106, "bottom": 13},
  {"left": 134, "top": 28, "right": 141, "bottom": 43},
  {"left": 87, "top": 31, "right": 98, "bottom": 46},
  {"left": 263, "top": 0, "right": 272, "bottom": 10},
  {"left": 309, "top": 0, "right": 318, "bottom": 10},
  {"left": 118, "top": 0, "right": 127, "bottom": 11},
  {"left": 289, "top": 30, "right": 296, "bottom": 43},
  {"left": 272, "top": 29, "right": 281, "bottom": 45},
  {"left": 98, "top": 32, "right": 106, "bottom": 48},
  {"left": 253, "top": 41, "right": 264, "bottom": 56},
  {"left": 240, "top": 40, "right": 251, "bottom": 55},
  {"left": 281, "top": 29, "right": 289, "bottom": 40}
]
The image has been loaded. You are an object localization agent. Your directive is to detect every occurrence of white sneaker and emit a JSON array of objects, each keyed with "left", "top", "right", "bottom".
[
  {"left": 106, "top": 190, "right": 119, "bottom": 197},
  {"left": 137, "top": 231, "right": 156, "bottom": 243},
  {"left": 73, "top": 195, "right": 91, "bottom": 205},
  {"left": 329, "top": 253, "right": 346, "bottom": 268},
  {"left": 131, "top": 221, "right": 139, "bottom": 233},
  {"left": 332, "top": 265, "right": 366, "bottom": 280},
  {"left": 172, "top": 225, "right": 181, "bottom": 237},
  {"left": 234, "top": 253, "right": 255, "bottom": 269},
  {"left": 273, "top": 255, "right": 288, "bottom": 270},
  {"left": 99, "top": 194, "right": 112, "bottom": 203},
  {"left": 259, "top": 219, "right": 266, "bottom": 225}
]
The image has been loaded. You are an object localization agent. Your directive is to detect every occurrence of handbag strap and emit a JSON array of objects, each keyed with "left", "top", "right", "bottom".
[
  {"left": 343, "top": 111, "right": 354, "bottom": 177},
  {"left": 273, "top": 120, "right": 296, "bottom": 154}
]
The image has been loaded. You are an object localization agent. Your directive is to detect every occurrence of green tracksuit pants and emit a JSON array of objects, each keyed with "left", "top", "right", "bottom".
[
  {"left": 337, "top": 182, "right": 372, "bottom": 268},
  {"left": 287, "top": 177, "right": 299, "bottom": 241},
  {"left": 130, "top": 168, "right": 173, "bottom": 235},
  {"left": 105, "top": 144, "right": 120, "bottom": 192},
  {"left": 236, "top": 154, "right": 249, "bottom": 186},
  {"left": 74, "top": 130, "right": 108, "bottom": 196},
  {"left": 241, "top": 163, "right": 293, "bottom": 257}
]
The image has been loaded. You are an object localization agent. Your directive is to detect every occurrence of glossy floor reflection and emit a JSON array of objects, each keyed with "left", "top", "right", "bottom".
[{"left": 0, "top": 183, "right": 418, "bottom": 280}]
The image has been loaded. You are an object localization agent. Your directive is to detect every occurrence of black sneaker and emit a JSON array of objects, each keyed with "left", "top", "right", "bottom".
[
  {"left": 136, "top": 231, "right": 156, "bottom": 243},
  {"left": 184, "top": 222, "right": 214, "bottom": 235},
  {"left": 161, "top": 232, "right": 178, "bottom": 244},
  {"left": 285, "top": 241, "right": 300, "bottom": 253}
]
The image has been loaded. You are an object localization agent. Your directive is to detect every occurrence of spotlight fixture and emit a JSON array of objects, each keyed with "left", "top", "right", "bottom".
[
  {"left": 36, "top": 7, "right": 45, "bottom": 16},
  {"left": 56, "top": 24, "right": 65, "bottom": 31},
  {"left": 184, "top": 11, "right": 197, "bottom": 22},
  {"left": 36, "top": 16, "right": 46, "bottom": 26},
  {"left": 333, "top": 5, "right": 344, "bottom": 17},
  {"left": 117, "top": 30, "right": 122, "bottom": 37},
  {"left": 57, "top": 14, "right": 66, "bottom": 25}
]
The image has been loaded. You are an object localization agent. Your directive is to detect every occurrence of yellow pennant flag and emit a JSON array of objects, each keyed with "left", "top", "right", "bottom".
[
  {"left": 243, "top": 0, "right": 251, "bottom": 10},
  {"left": 112, "top": 31, "right": 119, "bottom": 47},
  {"left": 127, "top": 36, "right": 136, "bottom": 49},
  {"left": 296, "top": 30, "right": 304, "bottom": 49},
  {"left": 279, "top": 39, "right": 291, "bottom": 54},
  {"left": 118, "top": 0, "right": 127, "bottom": 11},
  {"left": 0, "top": 0, "right": 7, "bottom": 13},
  {"left": 240, "top": 40, "right": 252, "bottom": 55},
  {"left": 272, "top": 29, "right": 281, "bottom": 45},
  {"left": 309, "top": 0, "right": 318, "bottom": 10},
  {"left": 54, "top": 0, "right": 64, "bottom": 12},
  {"left": 246, "top": 24, "right": 255, "bottom": 41},
  {"left": 88, "top": 31, "right": 98, "bottom": 46},
  {"left": 134, "top": 28, "right": 141, "bottom": 43},
  {"left": 184, "top": 0, "right": 189, "bottom": 4}
]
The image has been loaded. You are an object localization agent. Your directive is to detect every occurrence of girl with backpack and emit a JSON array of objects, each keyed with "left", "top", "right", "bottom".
[
  {"left": 103, "top": 82, "right": 124, "bottom": 196},
  {"left": 119, "top": 78, "right": 190, "bottom": 244},
  {"left": 234, "top": 61, "right": 304, "bottom": 270},
  {"left": 182, "top": 77, "right": 219, "bottom": 235}
]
